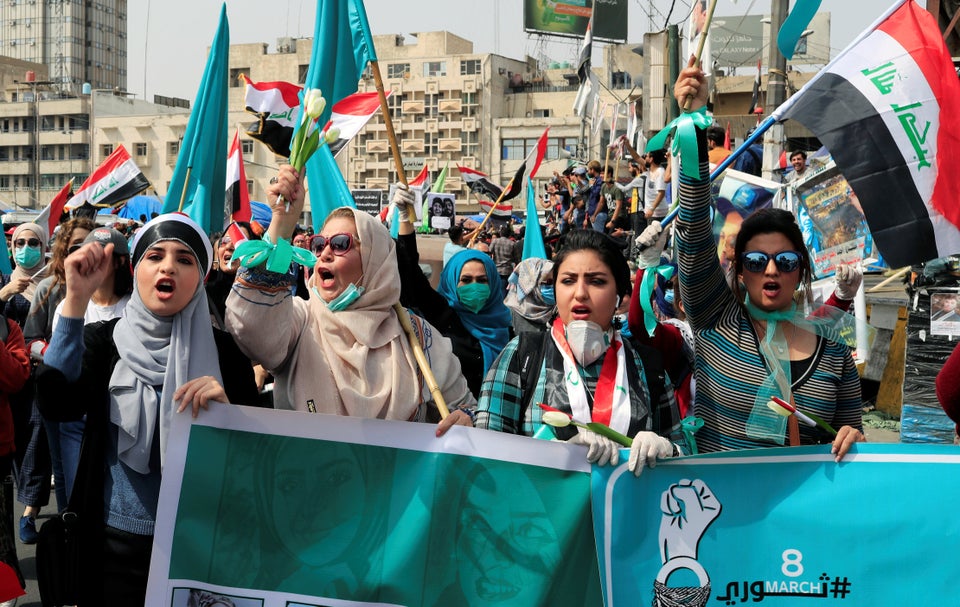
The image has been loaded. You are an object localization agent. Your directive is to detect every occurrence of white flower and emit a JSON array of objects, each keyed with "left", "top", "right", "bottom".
[
  {"left": 324, "top": 127, "right": 341, "bottom": 145},
  {"left": 766, "top": 400, "right": 791, "bottom": 417},
  {"left": 542, "top": 411, "right": 572, "bottom": 428},
  {"left": 303, "top": 89, "right": 326, "bottom": 120}
]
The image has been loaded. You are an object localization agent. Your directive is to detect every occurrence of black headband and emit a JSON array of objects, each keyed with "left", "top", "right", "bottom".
[{"left": 132, "top": 220, "right": 209, "bottom": 272}]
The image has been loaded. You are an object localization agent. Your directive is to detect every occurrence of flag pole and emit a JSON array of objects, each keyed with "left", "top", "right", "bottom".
[
  {"left": 177, "top": 167, "right": 192, "bottom": 213},
  {"left": 369, "top": 58, "right": 450, "bottom": 419},
  {"left": 468, "top": 179, "right": 514, "bottom": 247}
]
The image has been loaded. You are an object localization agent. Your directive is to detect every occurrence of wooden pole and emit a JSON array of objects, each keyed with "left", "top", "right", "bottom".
[
  {"left": 468, "top": 177, "right": 514, "bottom": 247},
  {"left": 867, "top": 266, "right": 910, "bottom": 293},
  {"left": 394, "top": 303, "right": 450, "bottom": 418},
  {"left": 370, "top": 60, "right": 449, "bottom": 418},
  {"left": 682, "top": 0, "right": 718, "bottom": 111},
  {"left": 177, "top": 166, "right": 192, "bottom": 213},
  {"left": 369, "top": 61, "right": 408, "bottom": 188}
]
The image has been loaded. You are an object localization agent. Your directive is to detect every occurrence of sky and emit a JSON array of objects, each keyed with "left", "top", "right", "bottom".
[{"left": 128, "top": 0, "right": 914, "bottom": 102}]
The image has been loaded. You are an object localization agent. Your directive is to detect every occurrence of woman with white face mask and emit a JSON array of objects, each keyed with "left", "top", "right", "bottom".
[{"left": 476, "top": 229, "right": 687, "bottom": 474}]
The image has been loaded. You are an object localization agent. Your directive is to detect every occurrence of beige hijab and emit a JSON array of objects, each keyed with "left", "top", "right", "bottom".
[
  {"left": 306, "top": 208, "right": 422, "bottom": 419},
  {"left": 10, "top": 222, "right": 48, "bottom": 302}
]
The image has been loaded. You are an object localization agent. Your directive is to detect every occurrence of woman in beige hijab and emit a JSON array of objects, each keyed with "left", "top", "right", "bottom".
[
  {"left": 227, "top": 166, "right": 475, "bottom": 433},
  {"left": 1, "top": 222, "right": 49, "bottom": 327}
]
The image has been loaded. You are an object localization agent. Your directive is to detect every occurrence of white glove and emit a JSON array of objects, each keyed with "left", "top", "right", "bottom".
[
  {"left": 568, "top": 428, "right": 621, "bottom": 466},
  {"left": 392, "top": 185, "right": 416, "bottom": 223},
  {"left": 834, "top": 264, "right": 863, "bottom": 301},
  {"left": 28, "top": 340, "right": 47, "bottom": 362},
  {"left": 627, "top": 431, "right": 674, "bottom": 477},
  {"left": 636, "top": 221, "right": 670, "bottom": 268}
]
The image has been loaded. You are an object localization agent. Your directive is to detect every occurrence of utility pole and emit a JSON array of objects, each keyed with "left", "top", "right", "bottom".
[{"left": 762, "top": 0, "right": 789, "bottom": 183}]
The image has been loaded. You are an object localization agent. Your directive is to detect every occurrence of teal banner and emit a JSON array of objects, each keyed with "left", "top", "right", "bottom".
[
  {"left": 592, "top": 443, "right": 960, "bottom": 606},
  {"left": 148, "top": 405, "right": 603, "bottom": 606}
]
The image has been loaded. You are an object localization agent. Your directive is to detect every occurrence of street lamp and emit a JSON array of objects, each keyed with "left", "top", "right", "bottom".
[{"left": 13, "top": 77, "right": 55, "bottom": 209}]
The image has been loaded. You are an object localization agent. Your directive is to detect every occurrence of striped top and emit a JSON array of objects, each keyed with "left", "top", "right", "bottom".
[{"left": 675, "top": 135, "right": 862, "bottom": 453}]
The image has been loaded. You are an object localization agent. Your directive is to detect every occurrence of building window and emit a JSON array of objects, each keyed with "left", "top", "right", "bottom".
[
  {"left": 241, "top": 140, "right": 254, "bottom": 155},
  {"left": 135, "top": 142, "right": 147, "bottom": 156},
  {"left": 461, "top": 131, "right": 479, "bottom": 157},
  {"left": 502, "top": 138, "right": 526, "bottom": 161},
  {"left": 424, "top": 132, "right": 438, "bottom": 156},
  {"left": 167, "top": 140, "right": 180, "bottom": 164},
  {"left": 229, "top": 67, "right": 249, "bottom": 88},
  {"left": 424, "top": 93, "right": 439, "bottom": 118},
  {"left": 246, "top": 179, "right": 254, "bottom": 195},
  {"left": 298, "top": 64, "right": 309, "bottom": 84},
  {"left": 387, "top": 63, "right": 409, "bottom": 79},
  {"left": 0, "top": 176, "right": 8, "bottom": 190},
  {"left": 461, "top": 92, "right": 478, "bottom": 118},
  {"left": 533, "top": 109, "right": 551, "bottom": 118},
  {"left": 387, "top": 92, "right": 405, "bottom": 119},
  {"left": 101, "top": 143, "right": 113, "bottom": 159},
  {"left": 460, "top": 59, "right": 481, "bottom": 75},
  {"left": 423, "top": 61, "right": 446, "bottom": 77}
]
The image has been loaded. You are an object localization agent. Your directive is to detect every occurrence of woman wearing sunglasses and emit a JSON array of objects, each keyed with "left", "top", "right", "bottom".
[
  {"left": 673, "top": 59, "right": 864, "bottom": 460},
  {"left": 226, "top": 167, "right": 475, "bottom": 432}
]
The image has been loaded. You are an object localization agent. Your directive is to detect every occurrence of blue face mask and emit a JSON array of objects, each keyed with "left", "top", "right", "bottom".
[
  {"left": 14, "top": 245, "right": 42, "bottom": 269},
  {"left": 457, "top": 282, "right": 490, "bottom": 314},
  {"left": 313, "top": 283, "right": 365, "bottom": 312},
  {"left": 540, "top": 286, "right": 556, "bottom": 305},
  {"left": 664, "top": 288, "right": 675, "bottom": 304}
]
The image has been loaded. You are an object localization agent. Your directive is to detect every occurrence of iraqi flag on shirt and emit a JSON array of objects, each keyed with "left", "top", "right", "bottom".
[
  {"left": 225, "top": 129, "right": 251, "bottom": 226},
  {"left": 241, "top": 74, "right": 303, "bottom": 158},
  {"left": 776, "top": 0, "right": 960, "bottom": 267},
  {"left": 67, "top": 145, "right": 149, "bottom": 210},
  {"left": 327, "top": 91, "right": 389, "bottom": 157}
]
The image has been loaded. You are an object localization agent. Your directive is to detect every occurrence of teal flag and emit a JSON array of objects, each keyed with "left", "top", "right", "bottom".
[
  {"left": 148, "top": 406, "right": 603, "bottom": 606},
  {"left": 302, "top": 0, "right": 379, "bottom": 232},
  {"left": 0, "top": 239, "right": 11, "bottom": 275},
  {"left": 522, "top": 177, "right": 547, "bottom": 260},
  {"left": 777, "top": 0, "right": 822, "bottom": 59},
  {"left": 161, "top": 4, "right": 229, "bottom": 234}
]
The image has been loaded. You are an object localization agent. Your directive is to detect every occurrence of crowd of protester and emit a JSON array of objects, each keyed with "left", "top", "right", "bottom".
[{"left": 0, "top": 66, "right": 957, "bottom": 606}]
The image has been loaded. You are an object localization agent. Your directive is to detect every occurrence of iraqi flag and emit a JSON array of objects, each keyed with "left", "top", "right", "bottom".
[
  {"left": 34, "top": 179, "right": 73, "bottom": 239},
  {"left": 225, "top": 129, "right": 251, "bottom": 226},
  {"left": 241, "top": 74, "right": 303, "bottom": 158},
  {"left": 327, "top": 91, "right": 389, "bottom": 157},
  {"left": 501, "top": 127, "right": 550, "bottom": 203},
  {"left": 777, "top": 0, "right": 960, "bottom": 267},
  {"left": 748, "top": 59, "right": 763, "bottom": 116},
  {"left": 458, "top": 165, "right": 503, "bottom": 200},
  {"left": 477, "top": 198, "right": 514, "bottom": 219},
  {"left": 67, "top": 145, "right": 149, "bottom": 210}
]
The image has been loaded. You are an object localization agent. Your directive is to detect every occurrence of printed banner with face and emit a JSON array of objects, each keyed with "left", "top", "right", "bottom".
[
  {"left": 147, "top": 405, "right": 603, "bottom": 607},
  {"left": 710, "top": 168, "right": 779, "bottom": 273},
  {"left": 592, "top": 443, "right": 960, "bottom": 606}
]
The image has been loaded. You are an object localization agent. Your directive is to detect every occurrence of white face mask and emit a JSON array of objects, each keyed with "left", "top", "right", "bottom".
[{"left": 565, "top": 320, "right": 612, "bottom": 366}]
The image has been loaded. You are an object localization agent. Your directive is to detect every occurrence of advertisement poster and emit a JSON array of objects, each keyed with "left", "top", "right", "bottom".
[
  {"left": 711, "top": 168, "right": 779, "bottom": 272},
  {"left": 523, "top": 0, "right": 628, "bottom": 43},
  {"left": 593, "top": 444, "right": 960, "bottom": 606},
  {"left": 794, "top": 164, "right": 878, "bottom": 279},
  {"left": 930, "top": 292, "right": 960, "bottom": 337},
  {"left": 147, "top": 406, "right": 602, "bottom": 607}
]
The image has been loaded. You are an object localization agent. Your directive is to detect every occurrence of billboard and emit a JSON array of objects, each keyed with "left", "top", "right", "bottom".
[
  {"left": 710, "top": 13, "right": 831, "bottom": 68},
  {"left": 523, "top": 0, "right": 628, "bottom": 43}
]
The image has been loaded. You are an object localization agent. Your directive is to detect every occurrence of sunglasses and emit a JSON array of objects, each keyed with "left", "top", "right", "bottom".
[
  {"left": 309, "top": 233, "right": 358, "bottom": 256},
  {"left": 741, "top": 250, "right": 802, "bottom": 273},
  {"left": 14, "top": 238, "right": 41, "bottom": 248}
]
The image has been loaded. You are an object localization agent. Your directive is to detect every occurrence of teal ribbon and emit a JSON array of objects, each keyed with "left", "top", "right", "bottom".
[
  {"left": 680, "top": 415, "right": 704, "bottom": 455},
  {"left": 645, "top": 107, "right": 712, "bottom": 181},
  {"left": 231, "top": 234, "right": 317, "bottom": 274},
  {"left": 639, "top": 264, "right": 675, "bottom": 338}
]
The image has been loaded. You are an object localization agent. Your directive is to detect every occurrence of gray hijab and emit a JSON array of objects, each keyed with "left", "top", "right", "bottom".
[{"left": 108, "top": 214, "right": 220, "bottom": 474}]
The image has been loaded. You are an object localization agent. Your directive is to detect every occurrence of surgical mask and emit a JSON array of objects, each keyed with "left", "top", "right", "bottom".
[
  {"left": 457, "top": 282, "right": 490, "bottom": 314},
  {"left": 14, "top": 244, "right": 41, "bottom": 269},
  {"left": 565, "top": 320, "right": 612, "bottom": 366},
  {"left": 540, "top": 286, "right": 556, "bottom": 306},
  {"left": 313, "top": 283, "right": 365, "bottom": 312},
  {"left": 664, "top": 288, "right": 675, "bottom": 305}
]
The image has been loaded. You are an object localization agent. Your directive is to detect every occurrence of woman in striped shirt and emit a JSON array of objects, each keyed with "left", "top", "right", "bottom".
[{"left": 674, "top": 59, "right": 864, "bottom": 460}]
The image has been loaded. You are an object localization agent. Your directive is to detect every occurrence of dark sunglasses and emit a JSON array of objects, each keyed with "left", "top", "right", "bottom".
[
  {"left": 14, "top": 238, "right": 41, "bottom": 248},
  {"left": 309, "top": 233, "right": 357, "bottom": 256},
  {"left": 741, "top": 250, "right": 802, "bottom": 273}
]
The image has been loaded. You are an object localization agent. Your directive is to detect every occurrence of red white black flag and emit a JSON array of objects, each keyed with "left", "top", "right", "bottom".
[
  {"left": 241, "top": 74, "right": 302, "bottom": 158},
  {"left": 225, "top": 128, "right": 251, "bottom": 226},
  {"left": 68, "top": 145, "right": 149, "bottom": 210}
]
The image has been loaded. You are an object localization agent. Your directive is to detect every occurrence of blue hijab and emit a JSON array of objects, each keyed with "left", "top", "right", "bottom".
[{"left": 438, "top": 250, "right": 512, "bottom": 373}]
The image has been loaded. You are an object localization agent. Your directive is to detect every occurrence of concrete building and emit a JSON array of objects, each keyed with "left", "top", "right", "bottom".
[{"left": 0, "top": 0, "right": 127, "bottom": 93}]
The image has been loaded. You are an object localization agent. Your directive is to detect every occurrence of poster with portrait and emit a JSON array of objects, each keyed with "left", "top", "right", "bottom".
[
  {"left": 386, "top": 183, "right": 426, "bottom": 221},
  {"left": 930, "top": 292, "right": 960, "bottom": 337},
  {"left": 710, "top": 168, "right": 779, "bottom": 273},
  {"left": 426, "top": 192, "right": 456, "bottom": 231},
  {"left": 593, "top": 444, "right": 960, "bottom": 607},
  {"left": 794, "top": 163, "right": 880, "bottom": 279},
  {"left": 147, "top": 405, "right": 602, "bottom": 607}
]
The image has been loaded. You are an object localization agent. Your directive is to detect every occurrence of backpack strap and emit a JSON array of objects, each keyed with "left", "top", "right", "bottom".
[{"left": 514, "top": 331, "right": 547, "bottom": 431}]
